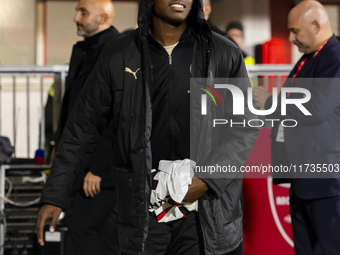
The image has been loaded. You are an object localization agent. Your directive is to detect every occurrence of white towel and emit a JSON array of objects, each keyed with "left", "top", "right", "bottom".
[{"left": 149, "top": 159, "right": 198, "bottom": 223}]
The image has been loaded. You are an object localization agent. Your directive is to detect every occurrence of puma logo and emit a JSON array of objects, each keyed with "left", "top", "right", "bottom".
[{"left": 125, "top": 67, "right": 140, "bottom": 80}]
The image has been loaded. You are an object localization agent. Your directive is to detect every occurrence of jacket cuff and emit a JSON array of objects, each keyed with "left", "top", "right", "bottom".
[
  {"left": 200, "top": 178, "right": 222, "bottom": 199},
  {"left": 88, "top": 167, "right": 103, "bottom": 176},
  {"left": 39, "top": 197, "right": 68, "bottom": 211}
]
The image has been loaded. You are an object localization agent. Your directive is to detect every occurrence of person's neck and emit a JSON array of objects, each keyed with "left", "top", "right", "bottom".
[
  {"left": 150, "top": 16, "right": 187, "bottom": 46},
  {"left": 84, "top": 26, "right": 111, "bottom": 41},
  {"left": 311, "top": 33, "right": 333, "bottom": 53}
]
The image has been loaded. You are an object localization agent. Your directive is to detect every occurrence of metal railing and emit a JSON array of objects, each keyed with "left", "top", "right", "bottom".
[
  {"left": 246, "top": 64, "right": 293, "bottom": 75},
  {"left": 0, "top": 64, "right": 293, "bottom": 159},
  {"left": 0, "top": 66, "right": 68, "bottom": 158},
  {"left": 246, "top": 64, "right": 293, "bottom": 89}
]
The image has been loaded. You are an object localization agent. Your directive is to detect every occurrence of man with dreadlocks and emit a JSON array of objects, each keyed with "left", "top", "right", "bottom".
[{"left": 36, "top": 0, "right": 258, "bottom": 254}]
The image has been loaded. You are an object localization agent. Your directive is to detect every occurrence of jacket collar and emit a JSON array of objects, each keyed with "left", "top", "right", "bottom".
[{"left": 80, "top": 26, "right": 119, "bottom": 51}]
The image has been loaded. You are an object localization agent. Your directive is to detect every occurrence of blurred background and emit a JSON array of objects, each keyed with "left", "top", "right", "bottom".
[
  {"left": 0, "top": 1, "right": 339, "bottom": 255},
  {"left": 0, "top": 0, "right": 339, "bottom": 158}
]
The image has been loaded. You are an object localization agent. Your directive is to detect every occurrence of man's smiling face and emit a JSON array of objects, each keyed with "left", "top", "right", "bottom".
[{"left": 153, "top": 0, "right": 193, "bottom": 26}]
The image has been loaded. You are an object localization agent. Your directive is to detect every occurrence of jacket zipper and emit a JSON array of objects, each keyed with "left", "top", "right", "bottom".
[{"left": 168, "top": 53, "right": 174, "bottom": 158}]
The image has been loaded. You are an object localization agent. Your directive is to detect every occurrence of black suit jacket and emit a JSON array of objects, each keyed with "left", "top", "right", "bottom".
[{"left": 267, "top": 35, "right": 340, "bottom": 199}]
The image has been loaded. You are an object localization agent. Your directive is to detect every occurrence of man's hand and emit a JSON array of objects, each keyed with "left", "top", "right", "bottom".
[
  {"left": 83, "top": 171, "right": 102, "bottom": 198},
  {"left": 253, "top": 86, "right": 272, "bottom": 109},
  {"left": 183, "top": 177, "right": 208, "bottom": 203},
  {"left": 36, "top": 204, "right": 62, "bottom": 246}
]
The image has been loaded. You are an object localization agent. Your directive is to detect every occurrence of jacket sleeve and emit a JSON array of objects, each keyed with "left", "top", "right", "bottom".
[
  {"left": 198, "top": 48, "right": 259, "bottom": 199},
  {"left": 40, "top": 55, "right": 113, "bottom": 209},
  {"left": 86, "top": 120, "right": 114, "bottom": 178}
]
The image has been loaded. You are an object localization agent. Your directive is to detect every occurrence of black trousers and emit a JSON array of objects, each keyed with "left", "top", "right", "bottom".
[
  {"left": 144, "top": 212, "right": 204, "bottom": 255},
  {"left": 143, "top": 212, "right": 243, "bottom": 255},
  {"left": 290, "top": 187, "right": 340, "bottom": 255},
  {"left": 66, "top": 189, "right": 120, "bottom": 255}
]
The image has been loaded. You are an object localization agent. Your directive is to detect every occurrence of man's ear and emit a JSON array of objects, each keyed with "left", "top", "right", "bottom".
[
  {"left": 312, "top": 20, "right": 321, "bottom": 35},
  {"left": 98, "top": 13, "right": 108, "bottom": 25}
]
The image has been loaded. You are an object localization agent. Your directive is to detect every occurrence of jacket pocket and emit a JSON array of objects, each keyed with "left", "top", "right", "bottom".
[
  {"left": 113, "top": 166, "right": 137, "bottom": 226},
  {"left": 221, "top": 214, "right": 243, "bottom": 250},
  {"left": 223, "top": 213, "right": 242, "bottom": 226},
  {"left": 117, "top": 223, "right": 143, "bottom": 254}
]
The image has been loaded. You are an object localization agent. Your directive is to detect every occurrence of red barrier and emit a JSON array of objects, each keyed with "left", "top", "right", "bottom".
[{"left": 243, "top": 128, "right": 294, "bottom": 255}]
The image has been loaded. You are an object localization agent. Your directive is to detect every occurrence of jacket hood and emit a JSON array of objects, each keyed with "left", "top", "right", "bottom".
[
  {"left": 137, "top": 0, "right": 211, "bottom": 41},
  {"left": 136, "top": 0, "right": 213, "bottom": 84}
]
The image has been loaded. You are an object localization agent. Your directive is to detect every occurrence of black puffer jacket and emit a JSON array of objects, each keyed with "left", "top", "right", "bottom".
[
  {"left": 41, "top": 0, "right": 259, "bottom": 254},
  {"left": 55, "top": 26, "right": 120, "bottom": 187}
]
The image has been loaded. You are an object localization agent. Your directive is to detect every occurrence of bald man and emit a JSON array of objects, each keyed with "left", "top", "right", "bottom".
[
  {"left": 38, "top": 1, "right": 121, "bottom": 254},
  {"left": 254, "top": 1, "right": 340, "bottom": 254}
]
